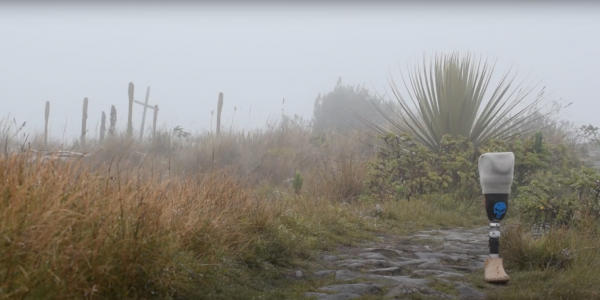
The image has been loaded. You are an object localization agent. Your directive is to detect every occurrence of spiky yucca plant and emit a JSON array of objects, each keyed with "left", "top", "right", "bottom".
[{"left": 363, "top": 52, "right": 554, "bottom": 152}]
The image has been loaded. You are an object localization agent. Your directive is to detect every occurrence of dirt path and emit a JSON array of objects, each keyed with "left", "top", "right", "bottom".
[{"left": 302, "top": 226, "right": 502, "bottom": 299}]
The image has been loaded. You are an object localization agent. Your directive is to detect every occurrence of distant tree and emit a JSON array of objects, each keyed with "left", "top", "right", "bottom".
[{"left": 312, "top": 77, "right": 392, "bottom": 133}]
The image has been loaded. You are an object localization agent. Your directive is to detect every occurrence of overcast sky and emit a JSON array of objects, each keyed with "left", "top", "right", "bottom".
[{"left": 1, "top": 2, "right": 598, "bottom": 140}]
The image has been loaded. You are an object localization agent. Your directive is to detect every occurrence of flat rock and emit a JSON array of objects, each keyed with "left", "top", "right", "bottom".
[
  {"left": 395, "top": 259, "right": 431, "bottom": 268},
  {"left": 317, "top": 283, "right": 383, "bottom": 295},
  {"left": 361, "top": 248, "right": 404, "bottom": 257},
  {"left": 336, "top": 259, "right": 397, "bottom": 268},
  {"left": 395, "top": 256, "right": 416, "bottom": 262},
  {"left": 364, "top": 267, "right": 402, "bottom": 276},
  {"left": 368, "top": 275, "right": 431, "bottom": 285},
  {"left": 417, "top": 260, "right": 458, "bottom": 272},
  {"left": 441, "top": 249, "right": 470, "bottom": 255},
  {"left": 412, "top": 269, "right": 466, "bottom": 278},
  {"left": 358, "top": 252, "right": 390, "bottom": 260},
  {"left": 415, "top": 252, "right": 450, "bottom": 260}
]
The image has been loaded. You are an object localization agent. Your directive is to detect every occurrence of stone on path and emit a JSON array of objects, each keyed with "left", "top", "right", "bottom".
[
  {"left": 306, "top": 227, "right": 491, "bottom": 299},
  {"left": 364, "top": 266, "right": 402, "bottom": 275}
]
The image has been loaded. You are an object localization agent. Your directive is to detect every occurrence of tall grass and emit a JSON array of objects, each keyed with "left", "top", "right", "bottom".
[
  {"left": 0, "top": 151, "right": 378, "bottom": 299},
  {"left": 485, "top": 223, "right": 600, "bottom": 299}
]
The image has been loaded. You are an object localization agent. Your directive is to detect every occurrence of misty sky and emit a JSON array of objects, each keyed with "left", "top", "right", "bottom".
[{"left": 1, "top": 3, "right": 599, "bottom": 141}]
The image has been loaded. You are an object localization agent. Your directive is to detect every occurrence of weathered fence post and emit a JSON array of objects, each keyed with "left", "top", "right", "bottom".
[
  {"left": 81, "top": 97, "right": 88, "bottom": 149},
  {"left": 44, "top": 101, "right": 50, "bottom": 147},
  {"left": 139, "top": 86, "right": 151, "bottom": 140},
  {"left": 153, "top": 104, "right": 159, "bottom": 138},
  {"left": 127, "top": 82, "right": 134, "bottom": 139},
  {"left": 217, "top": 92, "right": 223, "bottom": 136},
  {"left": 109, "top": 105, "right": 117, "bottom": 137},
  {"left": 133, "top": 90, "right": 158, "bottom": 141},
  {"left": 100, "top": 111, "right": 106, "bottom": 142}
]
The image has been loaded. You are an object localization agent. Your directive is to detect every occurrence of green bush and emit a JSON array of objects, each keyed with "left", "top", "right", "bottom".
[
  {"left": 515, "top": 167, "right": 600, "bottom": 228},
  {"left": 364, "top": 133, "right": 479, "bottom": 202},
  {"left": 365, "top": 133, "right": 441, "bottom": 201},
  {"left": 364, "top": 131, "right": 580, "bottom": 204}
]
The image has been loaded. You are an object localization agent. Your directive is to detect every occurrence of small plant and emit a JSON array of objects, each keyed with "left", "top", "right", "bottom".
[
  {"left": 534, "top": 131, "right": 544, "bottom": 153},
  {"left": 173, "top": 126, "right": 190, "bottom": 138},
  {"left": 292, "top": 171, "right": 303, "bottom": 194}
]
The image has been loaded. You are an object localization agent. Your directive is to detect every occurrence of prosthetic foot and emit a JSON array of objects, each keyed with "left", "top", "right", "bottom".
[{"left": 478, "top": 152, "right": 514, "bottom": 284}]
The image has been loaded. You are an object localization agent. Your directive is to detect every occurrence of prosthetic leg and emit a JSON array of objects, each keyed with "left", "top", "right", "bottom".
[{"left": 478, "top": 152, "right": 514, "bottom": 283}]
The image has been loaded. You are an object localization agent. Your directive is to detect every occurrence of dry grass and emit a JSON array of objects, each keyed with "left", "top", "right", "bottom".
[
  {"left": 0, "top": 115, "right": 487, "bottom": 299},
  {"left": 0, "top": 151, "right": 380, "bottom": 299}
]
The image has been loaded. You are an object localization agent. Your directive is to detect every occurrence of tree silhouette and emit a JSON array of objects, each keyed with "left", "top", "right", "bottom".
[{"left": 312, "top": 77, "right": 391, "bottom": 133}]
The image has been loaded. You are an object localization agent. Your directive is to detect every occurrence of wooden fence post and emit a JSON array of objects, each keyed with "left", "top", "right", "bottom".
[
  {"left": 81, "top": 97, "right": 88, "bottom": 149},
  {"left": 153, "top": 104, "right": 159, "bottom": 138},
  {"left": 100, "top": 111, "right": 106, "bottom": 142},
  {"left": 127, "top": 82, "right": 134, "bottom": 138},
  {"left": 44, "top": 101, "right": 50, "bottom": 148}
]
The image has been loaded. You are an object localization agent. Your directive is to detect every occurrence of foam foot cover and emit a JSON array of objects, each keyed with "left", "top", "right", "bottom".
[{"left": 484, "top": 257, "right": 510, "bottom": 283}]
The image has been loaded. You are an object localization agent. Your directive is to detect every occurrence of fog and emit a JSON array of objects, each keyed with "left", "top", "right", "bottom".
[{"left": 1, "top": 2, "right": 599, "bottom": 140}]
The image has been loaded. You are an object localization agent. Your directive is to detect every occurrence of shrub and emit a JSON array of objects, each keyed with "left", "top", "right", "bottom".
[
  {"left": 364, "top": 133, "right": 479, "bottom": 202},
  {"left": 515, "top": 167, "right": 600, "bottom": 228},
  {"left": 365, "top": 133, "right": 441, "bottom": 201},
  {"left": 364, "top": 129, "right": 585, "bottom": 206}
]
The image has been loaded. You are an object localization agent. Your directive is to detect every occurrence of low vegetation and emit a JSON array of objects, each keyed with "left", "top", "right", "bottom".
[{"left": 2, "top": 52, "right": 600, "bottom": 299}]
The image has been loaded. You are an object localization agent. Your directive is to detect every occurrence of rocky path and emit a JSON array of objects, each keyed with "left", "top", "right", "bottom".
[{"left": 303, "top": 226, "right": 499, "bottom": 300}]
